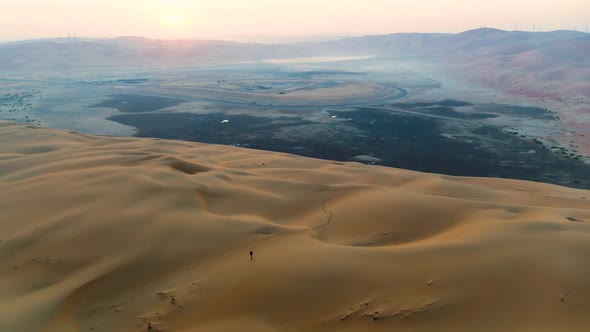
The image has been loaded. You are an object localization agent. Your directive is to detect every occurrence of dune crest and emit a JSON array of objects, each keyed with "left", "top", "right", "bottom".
[{"left": 0, "top": 121, "right": 589, "bottom": 332}]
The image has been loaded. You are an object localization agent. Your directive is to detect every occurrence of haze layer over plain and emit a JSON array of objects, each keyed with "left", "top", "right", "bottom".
[
  {"left": 1, "top": 121, "right": 590, "bottom": 331},
  {"left": 2, "top": 28, "right": 589, "bottom": 189}
]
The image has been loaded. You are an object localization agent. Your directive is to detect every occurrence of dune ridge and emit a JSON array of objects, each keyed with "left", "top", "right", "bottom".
[{"left": 1, "top": 121, "right": 590, "bottom": 332}]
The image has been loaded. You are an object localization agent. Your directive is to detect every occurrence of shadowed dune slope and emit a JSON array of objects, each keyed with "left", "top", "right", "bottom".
[{"left": 1, "top": 121, "right": 590, "bottom": 332}]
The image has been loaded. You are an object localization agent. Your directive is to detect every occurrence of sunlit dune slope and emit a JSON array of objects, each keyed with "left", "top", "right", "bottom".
[{"left": 1, "top": 121, "right": 589, "bottom": 332}]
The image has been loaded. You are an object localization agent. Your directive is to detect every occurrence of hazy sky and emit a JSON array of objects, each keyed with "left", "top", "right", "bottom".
[{"left": 1, "top": 0, "right": 589, "bottom": 41}]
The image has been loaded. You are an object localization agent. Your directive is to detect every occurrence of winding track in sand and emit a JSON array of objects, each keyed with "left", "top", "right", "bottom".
[{"left": 1, "top": 121, "right": 590, "bottom": 332}]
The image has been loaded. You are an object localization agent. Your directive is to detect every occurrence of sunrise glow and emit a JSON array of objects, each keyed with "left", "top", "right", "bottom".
[
  {"left": 159, "top": 12, "right": 191, "bottom": 28},
  {"left": 0, "top": 0, "right": 588, "bottom": 41}
]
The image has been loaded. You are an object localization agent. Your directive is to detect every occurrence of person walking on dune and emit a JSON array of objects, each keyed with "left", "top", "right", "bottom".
[{"left": 250, "top": 250, "right": 254, "bottom": 260}]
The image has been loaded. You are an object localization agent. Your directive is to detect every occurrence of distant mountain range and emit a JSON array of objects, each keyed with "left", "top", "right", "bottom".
[
  {"left": 1, "top": 28, "right": 588, "bottom": 70},
  {"left": 1, "top": 29, "right": 589, "bottom": 101}
]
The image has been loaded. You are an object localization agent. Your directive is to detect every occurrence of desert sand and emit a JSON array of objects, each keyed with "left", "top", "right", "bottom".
[{"left": 1, "top": 120, "right": 590, "bottom": 332}]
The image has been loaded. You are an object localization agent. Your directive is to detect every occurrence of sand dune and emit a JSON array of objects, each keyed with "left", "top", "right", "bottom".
[{"left": 1, "top": 121, "right": 590, "bottom": 332}]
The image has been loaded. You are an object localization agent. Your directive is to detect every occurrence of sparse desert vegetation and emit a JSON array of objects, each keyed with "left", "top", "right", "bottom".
[{"left": 1, "top": 3, "right": 590, "bottom": 330}]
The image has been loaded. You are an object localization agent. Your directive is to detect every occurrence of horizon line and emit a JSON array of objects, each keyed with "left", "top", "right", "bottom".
[{"left": 1, "top": 27, "right": 588, "bottom": 44}]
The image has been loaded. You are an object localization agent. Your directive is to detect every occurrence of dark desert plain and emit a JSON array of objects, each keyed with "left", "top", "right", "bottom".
[
  {"left": 2, "top": 28, "right": 590, "bottom": 187},
  {"left": 2, "top": 26, "right": 590, "bottom": 332}
]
